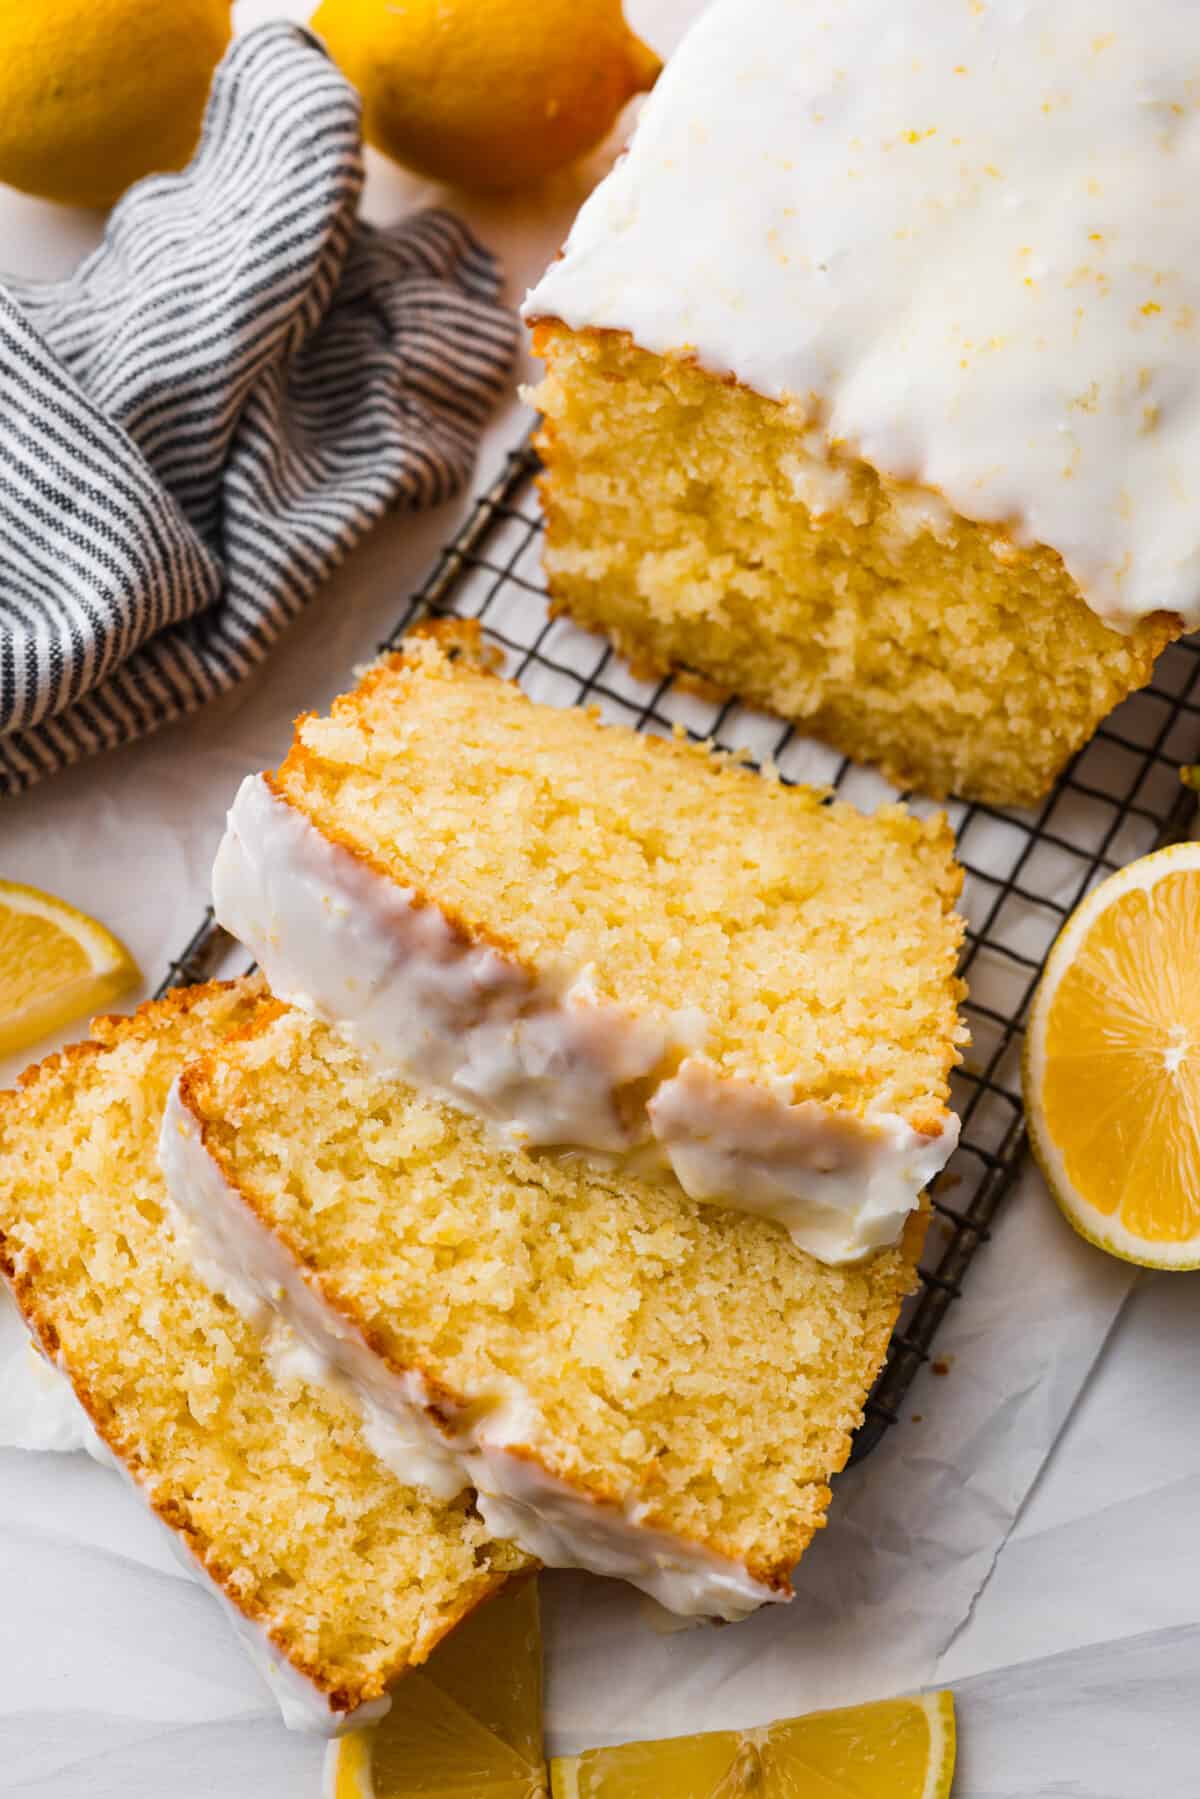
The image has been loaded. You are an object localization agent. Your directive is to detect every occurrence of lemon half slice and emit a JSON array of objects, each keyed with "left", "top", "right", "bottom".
[
  {"left": 1025, "top": 840, "right": 1200, "bottom": 1268},
  {"left": 0, "top": 880, "right": 139, "bottom": 1060},
  {"left": 550, "top": 1691, "right": 956, "bottom": 1799},
  {"left": 328, "top": 1578, "right": 546, "bottom": 1799}
]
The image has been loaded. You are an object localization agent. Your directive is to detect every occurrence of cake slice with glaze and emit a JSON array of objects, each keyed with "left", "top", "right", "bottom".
[
  {"left": 523, "top": 0, "right": 1192, "bottom": 806},
  {"left": 163, "top": 998, "right": 926, "bottom": 1619},
  {"left": 213, "top": 622, "right": 966, "bottom": 1266},
  {"left": 0, "top": 980, "right": 530, "bottom": 1733}
]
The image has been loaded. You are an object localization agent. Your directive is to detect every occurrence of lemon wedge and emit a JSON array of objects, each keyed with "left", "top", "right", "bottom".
[
  {"left": 549, "top": 1691, "right": 956, "bottom": 1798},
  {"left": 328, "top": 1577, "right": 546, "bottom": 1799},
  {"left": 1024, "top": 841, "right": 1200, "bottom": 1269},
  {"left": 0, "top": 880, "right": 139, "bottom": 1060}
]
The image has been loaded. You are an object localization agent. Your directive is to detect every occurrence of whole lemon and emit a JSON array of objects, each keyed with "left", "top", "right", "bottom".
[
  {"left": 0, "top": 0, "right": 232, "bottom": 209},
  {"left": 310, "top": 0, "right": 661, "bottom": 191}
]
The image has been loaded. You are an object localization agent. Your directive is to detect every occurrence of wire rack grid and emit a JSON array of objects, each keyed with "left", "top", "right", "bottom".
[{"left": 160, "top": 435, "right": 1200, "bottom": 1463}]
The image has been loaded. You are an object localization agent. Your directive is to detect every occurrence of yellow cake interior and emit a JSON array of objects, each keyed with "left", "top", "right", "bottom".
[
  {"left": 281, "top": 628, "right": 966, "bottom": 1132},
  {"left": 0, "top": 981, "right": 526, "bottom": 1716},
  {"left": 529, "top": 323, "right": 1179, "bottom": 808},
  {"left": 181, "top": 1001, "right": 926, "bottom": 1590}
]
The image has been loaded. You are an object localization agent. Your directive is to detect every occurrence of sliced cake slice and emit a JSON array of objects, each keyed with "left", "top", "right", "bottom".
[
  {"left": 0, "top": 980, "right": 529, "bottom": 1732},
  {"left": 213, "top": 621, "right": 966, "bottom": 1266},
  {"left": 163, "top": 999, "right": 926, "bottom": 1620}
]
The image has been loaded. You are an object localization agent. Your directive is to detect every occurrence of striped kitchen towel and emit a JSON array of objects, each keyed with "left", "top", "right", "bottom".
[{"left": 0, "top": 23, "right": 516, "bottom": 797}]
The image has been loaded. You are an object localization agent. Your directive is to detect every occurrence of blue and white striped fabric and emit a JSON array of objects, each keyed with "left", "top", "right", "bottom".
[{"left": 0, "top": 23, "right": 516, "bottom": 796}]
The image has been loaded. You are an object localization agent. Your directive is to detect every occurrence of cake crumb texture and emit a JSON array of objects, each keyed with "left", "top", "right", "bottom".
[
  {"left": 529, "top": 324, "right": 1176, "bottom": 807},
  {"left": 0, "top": 980, "right": 525, "bottom": 1717},
  {"left": 283, "top": 625, "right": 966, "bottom": 1134},
  {"left": 183, "top": 1001, "right": 928, "bottom": 1591}
]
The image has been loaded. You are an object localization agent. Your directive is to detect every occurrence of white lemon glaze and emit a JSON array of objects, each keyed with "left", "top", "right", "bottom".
[
  {"left": 524, "top": 0, "right": 1200, "bottom": 630},
  {"left": 160, "top": 1080, "right": 781, "bottom": 1621},
  {"left": 212, "top": 773, "right": 954, "bottom": 1263},
  {"left": 213, "top": 771, "right": 672, "bottom": 1155},
  {"left": 649, "top": 1061, "right": 956, "bottom": 1265}
]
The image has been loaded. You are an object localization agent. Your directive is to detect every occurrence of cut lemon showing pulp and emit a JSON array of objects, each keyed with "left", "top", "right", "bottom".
[
  {"left": 1025, "top": 841, "right": 1200, "bottom": 1269},
  {"left": 550, "top": 1691, "right": 956, "bottom": 1799},
  {"left": 0, "top": 880, "right": 139, "bottom": 1060},
  {"left": 328, "top": 1577, "right": 547, "bottom": 1799}
]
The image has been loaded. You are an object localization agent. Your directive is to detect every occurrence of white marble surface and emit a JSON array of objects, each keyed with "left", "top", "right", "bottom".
[{"left": 1, "top": 3, "right": 1198, "bottom": 1794}]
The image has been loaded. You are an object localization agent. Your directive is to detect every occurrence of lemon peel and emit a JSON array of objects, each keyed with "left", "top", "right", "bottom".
[
  {"left": 0, "top": 0, "right": 231, "bottom": 209},
  {"left": 310, "top": 0, "right": 660, "bottom": 191}
]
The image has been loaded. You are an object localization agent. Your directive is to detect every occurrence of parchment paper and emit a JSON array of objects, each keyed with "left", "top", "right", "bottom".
[{"left": 2, "top": 3, "right": 1197, "bottom": 1793}]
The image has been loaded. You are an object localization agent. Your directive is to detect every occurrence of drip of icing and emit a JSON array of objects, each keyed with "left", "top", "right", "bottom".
[
  {"left": 524, "top": 0, "right": 1200, "bottom": 630},
  {"left": 0, "top": 1306, "right": 95, "bottom": 1453},
  {"left": 649, "top": 1061, "right": 958, "bottom": 1265},
  {"left": 212, "top": 774, "right": 954, "bottom": 1263},
  {"left": 161, "top": 1082, "right": 780, "bottom": 1622}
]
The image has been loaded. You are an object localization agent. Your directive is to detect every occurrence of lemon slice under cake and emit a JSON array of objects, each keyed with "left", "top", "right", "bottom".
[
  {"left": 212, "top": 622, "right": 965, "bottom": 1265},
  {"left": 161, "top": 999, "right": 925, "bottom": 1619},
  {"left": 329, "top": 1577, "right": 546, "bottom": 1799},
  {"left": 0, "top": 980, "right": 530, "bottom": 1731}
]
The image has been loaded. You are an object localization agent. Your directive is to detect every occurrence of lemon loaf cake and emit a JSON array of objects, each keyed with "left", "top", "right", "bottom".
[
  {"left": 212, "top": 623, "right": 966, "bottom": 1265},
  {"left": 163, "top": 999, "right": 926, "bottom": 1618},
  {"left": 0, "top": 981, "right": 529, "bottom": 1732},
  {"left": 523, "top": 0, "right": 1199, "bottom": 807}
]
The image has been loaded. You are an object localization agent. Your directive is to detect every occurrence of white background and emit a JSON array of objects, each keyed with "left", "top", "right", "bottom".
[{"left": 1, "top": 3, "right": 1198, "bottom": 1794}]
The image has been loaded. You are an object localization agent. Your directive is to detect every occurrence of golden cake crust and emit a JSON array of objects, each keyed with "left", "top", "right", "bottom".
[
  {"left": 175, "top": 1002, "right": 930, "bottom": 1596},
  {"left": 272, "top": 620, "right": 966, "bottom": 1138},
  {"left": 0, "top": 980, "right": 522, "bottom": 1718}
]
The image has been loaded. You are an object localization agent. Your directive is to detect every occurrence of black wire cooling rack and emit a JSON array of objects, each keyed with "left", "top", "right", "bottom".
[{"left": 159, "top": 434, "right": 1200, "bottom": 1462}]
